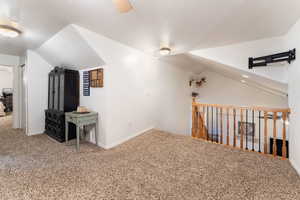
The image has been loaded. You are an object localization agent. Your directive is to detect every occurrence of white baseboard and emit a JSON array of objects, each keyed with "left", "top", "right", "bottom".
[
  {"left": 97, "top": 141, "right": 106, "bottom": 149},
  {"left": 102, "top": 127, "right": 154, "bottom": 149},
  {"left": 290, "top": 159, "right": 300, "bottom": 176},
  {"left": 27, "top": 131, "right": 44, "bottom": 136}
]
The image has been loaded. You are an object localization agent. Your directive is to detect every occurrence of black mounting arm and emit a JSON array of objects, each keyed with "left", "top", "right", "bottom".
[{"left": 249, "top": 49, "right": 296, "bottom": 69}]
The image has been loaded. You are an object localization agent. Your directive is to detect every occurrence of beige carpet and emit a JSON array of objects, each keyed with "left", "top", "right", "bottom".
[{"left": 0, "top": 116, "right": 300, "bottom": 200}]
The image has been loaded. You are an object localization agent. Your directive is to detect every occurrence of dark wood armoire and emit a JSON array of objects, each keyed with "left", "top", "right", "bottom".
[{"left": 45, "top": 67, "right": 79, "bottom": 142}]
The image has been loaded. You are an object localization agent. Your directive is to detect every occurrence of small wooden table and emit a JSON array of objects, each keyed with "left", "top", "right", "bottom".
[{"left": 65, "top": 112, "right": 99, "bottom": 151}]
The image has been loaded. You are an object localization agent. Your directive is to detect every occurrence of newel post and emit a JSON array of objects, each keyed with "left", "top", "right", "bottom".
[{"left": 192, "top": 98, "right": 197, "bottom": 137}]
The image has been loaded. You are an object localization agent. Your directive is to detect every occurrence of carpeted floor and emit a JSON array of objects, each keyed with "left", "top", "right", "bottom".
[{"left": 0, "top": 116, "right": 300, "bottom": 200}]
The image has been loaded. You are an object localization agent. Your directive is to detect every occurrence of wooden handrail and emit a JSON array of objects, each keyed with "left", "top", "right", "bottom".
[
  {"left": 192, "top": 102, "right": 290, "bottom": 113},
  {"left": 192, "top": 100, "right": 290, "bottom": 159}
]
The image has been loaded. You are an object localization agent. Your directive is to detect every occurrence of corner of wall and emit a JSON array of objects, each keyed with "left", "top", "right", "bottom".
[
  {"left": 26, "top": 50, "right": 53, "bottom": 136},
  {"left": 285, "top": 17, "right": 300, "bottom": 177},
  {"left": 103, "top": 127, "right": 154, "bottom": 149},
  {"left": 290, "top": 159, "right": 300, "bottom": 176}
]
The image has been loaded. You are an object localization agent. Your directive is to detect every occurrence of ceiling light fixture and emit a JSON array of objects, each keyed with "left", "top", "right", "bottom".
[
  {"left": 241, "top": 80, "right": 246, "bottom": 83},
  {"left": 112, "top": 0, "right": 133, "bottom": 13},
  {"left": 159, "top": 47, "right": 171, "bottom": 56},
  {"left": 242, "top": 74, "right": 249, "bottom": 79},
  {"left": 0, "top": 24, "right": 21, "bottom": 38}
]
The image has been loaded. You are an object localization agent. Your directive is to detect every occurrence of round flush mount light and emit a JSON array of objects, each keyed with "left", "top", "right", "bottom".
[
  {"left": 0, "top": 24, "right": 22, "bottom": 38},
  {"left": 159, "top": 47, "right": 171, "bottom": 56}
]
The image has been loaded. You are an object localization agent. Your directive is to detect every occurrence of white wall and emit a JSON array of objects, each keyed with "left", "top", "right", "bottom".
[
  {"left": 190, "top": 37, "right": 288, "bottom": 84},
  {"left": 0, "top": 66, "right": 13, "bottom": 93},
  {"left": 75, "top": 25, "right": 193, "bottom": 148},
  {"left": 25, "top": 50, "right": 52, "bottom": 135},
  {"left": 19, "top": 56, "right": 27, "bottom": 129},
  {"left": 285, "top": 19, "right": 300, "bottom": 174},
  {"left": 195, "top": 71, "right": 288, "bottom": 108},
  {"left": 79, "top": 67, "right": 108, "bottom": 147}
]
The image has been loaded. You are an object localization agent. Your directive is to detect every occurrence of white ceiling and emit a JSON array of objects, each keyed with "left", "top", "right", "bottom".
[
  {"left": 1, "top": 0, "right": 300, "bottom": 56},
  {"left": 36, "top": 25, "right": 105, "bottom": 69}
]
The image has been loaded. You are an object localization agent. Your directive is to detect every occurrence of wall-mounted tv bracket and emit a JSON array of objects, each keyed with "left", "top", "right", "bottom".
[{"left": 249, "top": 49, "right": 296, "bottom": 69}]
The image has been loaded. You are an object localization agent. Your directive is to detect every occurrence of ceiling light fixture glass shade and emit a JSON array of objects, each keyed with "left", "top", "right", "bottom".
[
  {"left": 0, "top": 24, "right": 21, "bottom": 38},
  {"left": 159, "top": 47, "right": 171, "bottom": 56}
]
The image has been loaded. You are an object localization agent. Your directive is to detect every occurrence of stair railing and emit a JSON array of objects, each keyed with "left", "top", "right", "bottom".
[{"left": 192, "top": 99, "right": 290, "bottom": 159}]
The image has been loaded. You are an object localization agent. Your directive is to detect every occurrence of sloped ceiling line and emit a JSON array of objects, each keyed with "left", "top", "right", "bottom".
[
  {"left": 187, "top": 53, "right": 288, "bottom": 96},
  {"left": 36, "top": 25, "right": 106, "bottom": 70}
]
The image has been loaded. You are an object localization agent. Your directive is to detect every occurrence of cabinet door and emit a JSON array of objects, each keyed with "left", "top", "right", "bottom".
[
  {"left": 53, "top": 73, "right": 59, "bottom": 110},
  {"left": 49, "top": 75, "right": 54, "bottom": 109},
  {"left": 59, "top": 73, "right": 65, "bottom": 111}
]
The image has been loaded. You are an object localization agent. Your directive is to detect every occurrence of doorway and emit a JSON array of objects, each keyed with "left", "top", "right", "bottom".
[{"left": 0, "top": 65, "right": 13, "bottom": 126}]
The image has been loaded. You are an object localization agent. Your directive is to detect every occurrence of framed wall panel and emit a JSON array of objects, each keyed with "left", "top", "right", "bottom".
[{"left": 89, "top": 68, "right": 103, "bottom": 88}]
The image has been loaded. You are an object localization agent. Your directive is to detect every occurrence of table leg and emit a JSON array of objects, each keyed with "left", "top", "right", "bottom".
[
  {"left": 76, "top": 125, "right": 80, "bottom": 152},
  {"left": 80, "top": 127, "right": 83, "bottom": 140},
  {"left": 95, "top": 120, "right": 99, "bottom": 146},
  {"left": 65, "top": 121, "right": 69, "bottom": 145},
  {"left": 83, "top": 126, "right": 86, "bottom": 140}
]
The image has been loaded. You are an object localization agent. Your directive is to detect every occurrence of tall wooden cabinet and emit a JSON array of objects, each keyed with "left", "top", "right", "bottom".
[{"left": 45, "top": 67, "right": 79, "bottom": 142}]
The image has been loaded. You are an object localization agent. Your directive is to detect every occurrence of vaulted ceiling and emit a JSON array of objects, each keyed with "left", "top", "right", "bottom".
[{"left": 1, "top": 0, "right": 300, "bottom": 56}]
